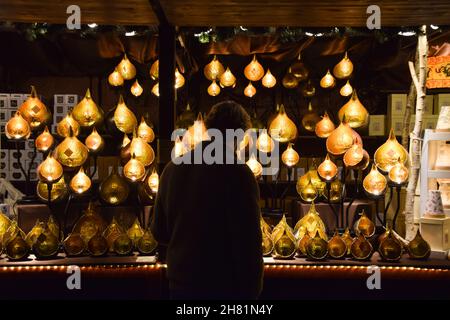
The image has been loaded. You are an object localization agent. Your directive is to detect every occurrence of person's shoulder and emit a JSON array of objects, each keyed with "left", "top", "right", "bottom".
[{"left": 231, "top": 163, "right": 256, "bottom": 181}]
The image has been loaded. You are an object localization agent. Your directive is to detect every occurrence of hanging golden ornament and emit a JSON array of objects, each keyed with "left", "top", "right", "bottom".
[
  {"left": 88, "top": 232, "right": 108, "bottom": 256},
  {"left": 152, "top": 82, "right": 159, "bottom": 97},
  {"left": 47, "top": 215, "right": 60, "bottom": 240},
  {"left": 25, "top": 219, "right": 45, "bottom": 247},
  {"left": 37, "top": 154, "right": 63, "bottom": 183},
  {"left": 108, "top": 67, "right": 124, "bottom": 87},
  {"left": 35, "top": 126, "right": 54, "bottom": 152},
  {"left": 297, "top": 176, "right": 318, "bottom": 203},
  {"left": 333, "top": 51, "right": 354, "bottom": 79},
  {"left": 103, "top": 217, "right": 124, "bottom": 252},
  {"left": 207, "top": 80, "right": 221, "bottom": 96},
  {"left": 18, "top": 86, "right": 51, "bottom": 131},
  {"left": 5, "top": 232, "right": 30, "bottom": 261},
  {"left": 318, "top": 154, "right": 338, "bottom": 182},
  {"left": 114, "top": 233, "right": 133, "bottom": 256},
  {"left": 72, "top": 202, "right": 107, "bottom": 244},
  {"left": 282, "top": 68, "right": 299, "bottom": 89},
  {"left": 363, "top": 164, "right": 387, "bottom": 197},
  {"left": 137, "top": 228, "right": 158, "bottom": 255},
  {"left": 297, "top": 231, "right": 310, "bottom": 256},
  {"left": 407, "top": 229, "right": 431, "bottom": 260},
  {"left": 150, "top": 59, "right": 159, "bottom": 80},
  {"left": 175, "top": 68, "right": 185, "bottom": 89},
  {"left": 99, "top": 165, "right": 130, "bottom": 205},
  {"left": 328, "top": 230, "right": 347, "bottom": 259},
  {"left": 117, "top": 53, "right": 136, "bottom": 80},
  {"left": 85, "top": 127, "right": 104, "bottom": 154},
  {"left": 301, "top": 79, "right": 316, "bottom": 97},
  {"left": 57, "top": 112, "right": 80, "bottom": 137},
  {"left": 246, "top": 154, "right": 263, "bottom": 178},
  {"left": 388, "top": 159, "right": 409, "bottom": 185},
  {"left": 340, "top": 80, "right": 353, "bottom": 97},
  {"left": 55, "top": 127, "right": 89, "bottom": 169},
  {"left": 120, "top": 134, "right": 131, "bottom": 165},
  {"left": 219, "top": 67, "right": 236, "bottom": 88},
  {"left": 315, "top": 112, "right": 335, "bottom": 138},
  {"left": 72, "top": 88, "right": 103, "bottom": 128},
  {"left": 173, "top": 136, "right": 186, "bottom": 157},
  {"left": 244, "top": 82, "right": 257, "bottom": 98},
  {"left": 262, "top": 231, "right": 274, "bottom": 257},
  {"left": 70, "top": 166, "right": 92, "bottom": 194},
  {"left": 343, "top": 141, "right": 364, "bottom": 167},
  {"left": 350, "top": 233, "right": 374, "bottom": 260},
  {"left": 113, "top": 95, "right": 138, "bottom": 134},
  {"left": 326, "top": 118, "right": 361, "bottom": 156},
  {"left": 137, "top": 117, "right": 155, "bottom": 143},
  {"left": 273, "top": 229, "right": 296, "bottom": 259},
  {"left": 320, "top": 69, "right": 336, "bottom": 89},
  {"left": 63, "top": 233, "right": 85, "bottom": 256},
  {"left": 147, "top": 168, "right": 159, "bottom": 193},
  {"left": 183, "top": 113, "right": 208, "bottom": 150},
  {"left": 301, "top": 102, "right": 321, "bottom": 132},
  {"left": 323, "top": 180, "right": 343, "bottom": 203},
  {"left": 281, "top": 143, "right": 300, "bottom": 167},
  {"left": 129, "top": 132, "right": 155, "bottom": 167},
  {"left": 290, "top": 53, "right": 309, "bottom": 81},
  {"left": 37, "top": 176, "right": 68, "bottom": 202},
  {"left": 306, "top": 231, "right": 329, "bottom": 260},
  {"left": 374, "top": 128, "right": 409, "bottom": 173},
  {"left": 269, "top": 105, "right": 297, "bottom": 142},
  {"left": 124, "top": 153, "right": 146, "bottom": 182},
  {"left": 204, "top": 55, "right": 225, "bottom": 80},
  {"left": 261, "top": 217, "right": 272, "bottom": 235},
  {"left": 262, "top": 69, "right": 277, "bottom": 88},
  {"left": 33, "top": 226, "right": 60, "bottom": 258},
  {"left": 342, "top": 228, "right": 353, "bottom": 256},
  {"left": 378, "top": 228, "right": 403, "bottom": 262},
  {"left": 293, "top": 202, "right": 327, "bottom": 240},
  {"left": 127, "top": 218, "right": 145, "bottom": 246},
  {"left": 354, "top": 210, "right": 375, "bottom": 238},
  {"left": 297, "top": 166, "right": 326, "bottom": 198},
  {"left": 244, "top": 54, "right": 264, "bottom": 81},
  {"left": 338, "top": 90, "right": 369, "bottom": 128},
  {"left": 130, "top": 79, "right": 143, "bottom": 97},
  {"left": 256, "top": 129, "right": 275, "bottom": 153},
  {"left": 5, "top": 111, "right": 31, "bottom": 140}
]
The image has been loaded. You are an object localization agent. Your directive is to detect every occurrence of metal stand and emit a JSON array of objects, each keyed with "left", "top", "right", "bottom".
[
  {"left": 325, "top": 180, "right": 339, "bottom": 230},
  {"left": 89, "top": 155, "right": 98, "bottom": 179},
  {"left": 346, "top": 170, "right": 359, "bottom": 229},
  {"left": 392, "top": 186, "right": 402, "bottom": 231}
]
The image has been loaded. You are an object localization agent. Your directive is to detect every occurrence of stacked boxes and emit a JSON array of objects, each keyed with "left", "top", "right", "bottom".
[
  {"left": 368, "top": 115, "right": 386, "bottom": 136},
  {"left": 52, "top": 94, "right": 79, "bottom": 131}
]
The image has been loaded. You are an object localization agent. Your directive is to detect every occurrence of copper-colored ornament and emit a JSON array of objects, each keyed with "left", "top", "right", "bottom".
[
  {"left": 363, "top": 164, "right": 387, "bottom": 197},
  {"left": 219, "top": 67, "right": 236, "bottom": 88},
  {"left": 343, "top": 141, "right": 364, "bottom": 167},
  {"left": 70, "top": 166, "right": 92, "bottom": 194},
  {"left": 378, "top": 228, "right": 403, "bottom": 262},
  {"left": 5, "top": 111, "right": 31, "bottom": 140},
  {"left": 244, "top": 82, "right": 256, "bottom": 98},
  {"left": 262, "top": 69, "right": 277, "bottom": 88},
  {"left": 315, "top": 112, "right": 335, "bottom": 138},
  {"left": 35, "top": 126, "right": 54, "bottom": 152},
  {"left": 328, "top": 230, "right": 347, "bottom": 259},
  {"left": 350, "top": 233, "right": 374, "bottom": 260},
  {"left": 18, "top": 86, "right": 51, "bottom": 131},
  {"left": 281, "top": 143, "right": 300, "bottom": 167},
  {"left": 129, "top": 132, "right": 155, "bottom": 167},
  {"left": 63, "top": 233, "right": 85, "bottom": 256},
  {"left": 333, "top": 51, "right": 354, "bottom": 79},
  {"left": 207, "top": 80, "right": 221, "bottom": 96},
  {"left": 342, "top": 227, "right": 353, "bottom": 256},
  {"left": 297, "top": 232, "right": 310, "bottom": 256},
  {"left": 151, "top": 83, "right": 159, "bottom": 97},
  {"left": 244, "top": 55, "right": 264, "bottom": 81},
  {"left": 124, "top": 153, "right": 146, "bottom": 182},
  {"left": 108, "top": 67, "right": 124, "bottom": 87},
  {"left": 301, "top": 102, "right": 321, "bottom": 132},
  {"left": 269, "top": 105, "right": 297, "bottom": 142},
  {"left": 326, "top": 118, "right": 362, "bottom": 156},
  {"left": 57, "top": 112, "right": 80, "bottom": 137},
  {"left": 256, "top": 129, "right": 275, "bottom": 153},
  {"left": 301, "top": 79, "right": 316, "bottom": 97},
  {"left": 407, "top": 230, "right": 431, "bottom": 260},
  {"left": 338, "top": 90, "right": 369, "bottom": 128},
  {"left": 374, "top": 128, "right": 409, "bottom": 173},
  {"left": 55, "top": 127, "right": 89, "bottom": 169},
  {"left": 99, "top": 165, "right": 130, "bottom": 205},
  {"left": 318, "top": 154, "right": 338, "bottom": 182},
  {"left": 117, "top": 53, "right": 136, "bottom": 80},
  {"left": 37, "top": 154, "right": 63, "bottom": 183},
  {"left": 204, "top": 55, "right": 225, "bottom": 81},
  {"left": 340, "top": 80, "right": 353, "bottom": 97},
  {"left": 290, "top": 53, "right": 309, "bottom": 81},
  {"left": 388, "top": 160, "right": 409, "bottom": 185},
  {"left": 85, "top": 127, "right": 104, "bottom": 154},
  {"left": 306, "top": 231, "right": 328, "bottom": 260},
  {"left": 88, "top": 233, "right": 108, "bottom": 256},
  {"left": 175, "top": 68, "right": 185, "bottom": 89},
  {"left": 282, "top": 68, "right": 299, "bottom": 89},
  {"left": 354, "top": 210, "right": 375, "bottom": 238},
  {"left": 130, "top": 79, "right": 143, "bottom": 97},
  {"left": 246, "top": 155, "right": 263, "bottom": 178},
  {"left": 147, "top": 169, "right": 159, "bottom": 193},
  {"left": 112, "top": 95, "right": 138, "bottom": 134},
  {"left": 150, "top": 59, "right": 159, "bottom": 80},
  {"left": 320, "top": 69, "right": 336, "bottom": 89},
  {"left": 72, "top": 89, "right": 103, "bottom": 128},
  {"left": 137, "top": 116, "right": 155, "bottom": 143}
]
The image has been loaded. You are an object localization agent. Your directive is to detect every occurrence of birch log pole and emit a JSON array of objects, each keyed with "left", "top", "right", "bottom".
[
  {"left": 401, "top": 47, "right": 419, "bottom": 149},
  {"left": 403, "top": 25, "right": 428, "bottom": 241}
]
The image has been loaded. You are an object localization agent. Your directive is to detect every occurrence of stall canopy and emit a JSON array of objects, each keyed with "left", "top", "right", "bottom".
[{"left": 0, "top": 0, "right": 450, "bottom": 27}]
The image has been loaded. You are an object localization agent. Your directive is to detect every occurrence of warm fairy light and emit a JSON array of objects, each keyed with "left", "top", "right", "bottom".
[
  {"left": 130, "top": 79, "right": 143, "bottom": 96},
  {"left": 70, "top": 166, "right": 92, "bottom": 194}
]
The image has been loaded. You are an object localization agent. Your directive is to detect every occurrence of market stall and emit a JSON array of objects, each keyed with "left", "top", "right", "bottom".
[{"left": 1, "top": 0, "right": 450, "bottom": 299}]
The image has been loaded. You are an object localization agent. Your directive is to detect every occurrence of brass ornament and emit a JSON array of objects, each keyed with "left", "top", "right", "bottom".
[
  {"left": 37, "top": 176, "right": 68, "bottom": 202},
  {"left": 175, "top": 68, "right": 185, "bottom": 89},
  {"left": 294, "top": 202, "right": 327, "bottom": 240},
  {"left": 272, "top": 216, "right": 296, "bottom": 259},
  {"left": 341, "top": 227, "right": 353, "bottom": 256},
  {"left": 315, "top": 112, "right": 335, "bottom": 138},
  {"left": 301, "top": 79, "right": 316, "bottom": 97},
  {"left": 318, "top": 154, "right": 338, "bottom": 182},
  {"left": 183, "top": 113, "right": 208, "bottom": 150},
  {"left": 328, "top": 231, "right": 347, "bottom": 259},
  {"left": 301, "top": 102, "right": 321, "bottom": 132},
  {"left": 350, "top": 233, "right": 374, "bottom": 260},
  {"left": 37, "top": 154, "right": 64, "bottom": 183},
  {"left": 152, "top": 83, "right": 159, "bottom": 97},
  {"left": 323, "top": 180, "right": 343, "bottom": 203},
  {"left": 108, "top": 67, "right": 124, "bottom": 87},
  {"left": 262, "top": 69, "right": 277, "bottom": 88},
  {"left": 85, "top": 127, "right": 104, "bottom": 154},
  {"left": 354, "top": 210, "right": 375, "bottom": 238},
  {"left": 72, "top": 89, "right": 103, "bottom": 128},
  {"left": 298, "top": 176, "right": 318, "bottom": 202},
  {"left": 150, "top": 59, "right": 159, "bottom": 80},
  {"left": 338, "top": 90, "right": 369, "bottom": 128},
  {"left": 5, "top": 232, "right": 30, "bottom": 261},
  {"left": 113, "top": 233, "right": 133, "bottom": 256},
  {"left": 33, "top": 226, "right": 60, "bottom": 258},
  {"left": 137, "top": 116, "right": 155, "bottom": 143},
  {"left": 269, "top": 105, "right": 297, "bottom": 142},
  {"left": 333, "top": 51, "right": 354, "bottom": 79},
  {"left": 18, "top": 86, "right": 51, "bottom": 131},
  {"left": 343, "top": 141, "right": 364, "bottom": 167},
  {"left": 73, "top": 202, "right": 107, "bottom": 244},
  {"left": 378, "top": 228, "right": 403, "bottom": 262},
  {"left": 246, "top": 154, "right": 263, "bottom": 178},
  {"left": 340, "top": 80, "right": 353, "bottom": 97},
  {"left": 326, "top": 118, "right": 361, "bottom": 156},
  {"left": 25, "top": 219, "right": 45, "bottom": 247},
  {"left": 306, "top": 231, "right": 329, "bottom": 260},
  {"left": 103, "top": 217, "right": 124, "bottom": 252},
  {"left": 120, "top": 133, "right": 131, "bottom": 165},
  {"left": 204, "top": 55, "right": 225, "bottom": 81},
  {"left": 88, "top": 233, "right": 108, "bottom": 256},
  {"left": 5, "top": 111, "right": 31, "bottom": 140},
  {"left": 35, "top": 126, "right": 54, "bottom": 152},
  {"left": 374, "top": 128, "right": 409, "bottom": 173},
  {"left": 281, "top": 143, "right": 300, "bottom": 167},
  {"left": 63, "top": 233, "right": 85, "bottom": 256},
  {"left": 129, "top": 131, "right": 155, "bottom": 167},
  {"left": 112, "top": 95, "right": 138, "bottom": 134},
  {"left": 99, "top": 165, "right": 130, "bottom": 205},
  {"left": 244, "top": 55, "right": 264, "bottom": 82},
  {"left": 219, "top": 67, "right": 236, "bottom": 88},
  {"left": 290, "top": 53, "right": 309, "bottom": 81},
  {"left": 320, "top": 69, "right": 336, "bottom": 89},
  {"left": 363, "top": 164, "right": 387, "bottom": 197},
  {"left": 147, "top": 169, "right": 159, "bottom": 193},
  {"left": 244, "top": 82, "right": 256, "bottom": 98},
  {"left": 207, "top": 80, "right": 221, "bottom": 96},
  {"left": 117, "top": 53, "right": 136, "bottom": 80},
  {"left": 57, "top": 112, "right": 80, "bottom": 137},
  {"left": 130, "top": 79, "right": 143, "bottom": 97},
  {"left": 137, "top": 229, "right": 158, "bottom": 255},
  {"left": 297, "top": 232, "right": 310, "bottom": 256},
  {"left": 127, "top": 218, "right": 145, "bottom": 246},
  {"left": 123, "top": 153, "right": 146, "bottom": 182},
  {"left": 282, "top": 68, "right": 299, "bottom": 89},
  {"left": 70, "top": 166, "right": 92, "bottom": 194},
  {"left": 388, "top": 160, "right": 409, "bottom": 185},
  {"left": 55, "top": 127, "right": 89, "bottom": 169},
  {"left": 407, "top": 230, "right": 431, "bottom": 260},
  {"left": 256, "top": 129, "right": 275, "bottom": 153}
]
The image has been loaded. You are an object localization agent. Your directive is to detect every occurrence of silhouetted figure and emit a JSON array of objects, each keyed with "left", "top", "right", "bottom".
[{"left": 151, "top": 101, "right": 263, "bottom": 300}]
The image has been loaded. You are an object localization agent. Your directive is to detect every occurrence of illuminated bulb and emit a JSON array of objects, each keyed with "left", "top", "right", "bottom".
[
  {"left": 388, "top": 160, "right": 409, "bottom": 185},
  {"left": 137, "top": 117, "right": 155, "bottom": 143},
  {"left": 317, "top": 154, "right": 338, "bottom": 181},
  {"left": 70, "top": 167, "right": 92, "bottom": 194},
  {"left": 207, "top": 80, "right": 221, "bottom": 96},
  {"left": 85, "top": 127, "right": 104, "bottom": 153},
  {"left": 117, "top": 54, "right": 136, "bottom": 80},
  {"left": 37, "top": 154, "right": 63, "bottom": 183},
  {"left": 244, "top": 82, "right": 257, "bottom": 98},
  {"left": 5, "top": 111, "right": 31, "bottom": 140},
  {"left": 340, "top": 80, "right": 353, "bottom": 97},
  {"left": 281, "top": 143, "right": 300, "bottom": 167},
  {"left": 130, "top": 79, "right": 143, "bottom": 96},
  {"left": 219, "top": 67, "right": 236, "bottom": 88},
  {"left": 147, "top": 169, "right": 159, "bottom": 193},
  {"left": 57, "top": 112, "right": 80, "bottom": 137},
  {"left": 256, "top": 129, "right": 274, "bottom": 153},
  {"left": 123, "top": 154, "right": 146, "bottom": 182},
  {"left": 320, "top": 69, "right": 336, "bottom": 89},
  {"left": 35, "top": 126, "right": 54, "bottom": 152},
  {"left": 246, "top": 154, "right": 263, "bottom": 178},
  {"left": 262, "top": 69, "right": 277, "bottom": 88},
  {"left": 175, "top": 68, "right": 185, "bottom": 89},
  {"left": 108, "top": 67, "right": 124, "bottom": 87},
  {"left": 152, "top": 83, "right": 159, "bottom": 97}
]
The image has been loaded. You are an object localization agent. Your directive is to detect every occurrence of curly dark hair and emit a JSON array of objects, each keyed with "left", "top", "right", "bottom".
[{"left": 205, "top": 100, "right": 251, "bottom": 134}]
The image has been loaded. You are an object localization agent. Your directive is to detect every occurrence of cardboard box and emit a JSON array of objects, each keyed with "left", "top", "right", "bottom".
[
  {"left": 24, "top": 139, "right": 35, "bottom": 150},
  {"left": 9, "top": 161, "right": 25, "bottom": 181},
  {"left": 53, "top": 114, "right": 64, "bottom": 125},
  {"left": 388, "top": 94, "right": 407, "bottom": 116},
  {"left": 54, "top": 95, "right": 65, "bottom": 105},
  {"left": 434, "top": 93, "right": 450, "bottom": 115},
  {"left": 390, "top": 115, "right": 417, "bottom": 136},
  {"left": 65, "top": 94, "right": 79, "bottom": 105},
  {"left": 368, "top": 115, "right": 386, "bottom": 136},
  {"left": 7, "top": 108, "right": 16, "bottom": 119},
  {"left": 9, "top": 94, "right": 23, "bottom": 109},
  {"left": 0, "top": 159, "right": 8, "bottom": 180},
  {"left": 0, "top": 93, "right": 9, "bottom": 109},
  {"left": 420, "top": 216, "right": 450, "bottom": 252},
  {"left": 0, "top": 149, "right": 8, "bottom": 161},
  {"left": 0, "top": 109, "right": 7, "bottom": 123},
  {"left": 423, "top": 115, "right": 439, "bottom": 130}
]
